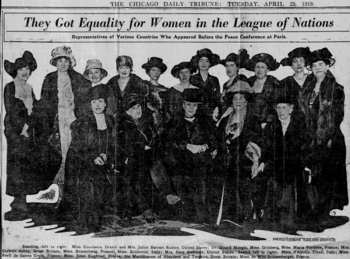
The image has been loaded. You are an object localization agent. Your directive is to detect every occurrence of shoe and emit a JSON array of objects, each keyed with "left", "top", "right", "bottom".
[
  {"left": 26, "top": 184, "right": 59, "bottom": 204},
  {"left": 143, "top": 209, "right": 156, "bottom": 223}
]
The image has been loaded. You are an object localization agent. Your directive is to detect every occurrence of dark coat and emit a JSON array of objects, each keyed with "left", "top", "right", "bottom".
[
  {"left": 299, "top": 71, "right": 348, "bottom": 210},
  {"left": 4, "top": 81, "right": 55, "bottom": 196},
  {"left": 106, "top": 73, "right": 149, "bottom": 114},
  {"left": 168, "top": 112, "right": 215, "bottom": 176},
  {"left": 190, "top": 73, "right": 221, "bottom": 115},
  {"left": 248, "top": 75, "right": 280, "bottom": 123},
  {"left": 34, "top": 69, "right": 91, "bottom": 145},
  {"left": 60, "top": 112, "right": 115, "bottom": 227}
]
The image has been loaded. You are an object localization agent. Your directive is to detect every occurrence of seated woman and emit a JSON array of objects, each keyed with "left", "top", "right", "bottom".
[
  {"left": 215, "top": 80, "right": 266, "bottom": 225},
  {"left": 263, "top": 93, "right": 314, "bottom": 230},
  {"left": 60, "top": 85, "right": 115, "bottom": 234},
  {"left": 246, "top": 53, "right": 280, "bottom": 127},
  {"left": 167, "top": 88, "right": 215, "bottom": 223},
  {"left": 118, "top": 94, "right": 158, "bottom": 223}
]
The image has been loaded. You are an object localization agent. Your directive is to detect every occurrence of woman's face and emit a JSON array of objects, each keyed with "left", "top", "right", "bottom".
[
  {"left": 225, "top": 61, "right": 238, "bottom": 78},
  {"left": 118, "top": 65, "right": 131, "bottom": 78},
  {"left": 254, "top": 62, "right": 269, "bottom": 79},
  {"left": 148, "top": 67, "right": 161, "bottom": 81},
  {"left": 179, "top": 68, "right": 191, "bottom": 84},
  {"left": 16, "top": 66, "right": 31, "bottom": 82},
  {"left": 91, "top": 98, "right": 106, "bottom": 114},
  {"left": 232, "top": 93, "right": 248, "bottom": 111},
  {"left": 88, "top": 69, "right": 103, "bottom": 84},
  {"left": 276, "top": 103, "right": 293, "bottom": 120},
  {"left": 312, "top": 60, "right": 329, "bottom": 79},
  {"left": 291, "top": 57, "right": 306, "bottom": 73},
  {"left": 126, "top": 104, "right": 142, "bottom": 120},
  {"left": 56, "top": 57, "right": 70, "bottom": 72},
  {"left": 198, "top": 57, "right": 210, "bottom": 72},
  {"left": 183, "top": 101, "right": 198, "bottom": 118}
]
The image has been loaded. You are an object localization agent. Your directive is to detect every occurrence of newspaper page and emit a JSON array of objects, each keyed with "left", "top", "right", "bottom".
[{"left": 1, "top": 0, "right": 350, "bottom": 258}]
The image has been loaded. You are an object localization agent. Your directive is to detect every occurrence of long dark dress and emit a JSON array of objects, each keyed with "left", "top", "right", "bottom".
[
  {"left": 60, "top": 112, "right": 115, "bottom": 232},
  {"left": 215, "top": 105, "right": 266, "bottom": 222},
  {"left": 299, "top": 71, "right": 348, "bottom": 213},
  {"left": 248, "top": 75, "right": 279, "bottom": 123},
  {"left": 263, "top": 114, "right": 314, "bottom": 227},
  {"left": 190, "top": 73, "right": 221, "bottom": 116},
  {"left": 4, "top": 81, "right": 55, "bottom": 197}
]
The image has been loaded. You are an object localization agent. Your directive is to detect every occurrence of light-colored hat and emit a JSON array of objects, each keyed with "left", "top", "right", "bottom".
[
  {"left": 83, "top": 59, "right": 108, "bottom": 79},
  {"left": 224, "top": 80, "right": 255, "bottom": 104},
  {"left": 49, "top": 46, "right": 76, "bottom": 67}
]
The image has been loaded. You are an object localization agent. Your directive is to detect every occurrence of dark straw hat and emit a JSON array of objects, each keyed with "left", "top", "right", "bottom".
[
  {"left": 280, "top": 47, "right": 312, "bottom": 67},
  {"left": 87, "top": 85, "right": 108, "bottom": 102},
  {"left": 220, "top": 49, "right": 250, "bottom": 69},
  {"left": 4, "top": 51, "right": 37, "bottom": 78},
  {"left": 245, "top": 53, "right": 280, "bottom": 71},
  {"left": 308, "top": 48, "right": 335, "bottom": 67},
  {"left": 171, "top": 62, "right": 196, "bottom": 78},
  {"left": 182, "top": 88, "right": 203, "bottom": 103},
  {"left": 190, "top": 48, "right": 220, "bottom": 69},
  {"left": 142, "top": 57, "right": 167, "bottom": 74},
  {"left": 123, "top": 93, "right": 142, "bottom": 111}
]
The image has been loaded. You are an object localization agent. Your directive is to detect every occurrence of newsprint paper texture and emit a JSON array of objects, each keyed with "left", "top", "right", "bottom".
[{"left": 1, "top": 0, "right": 350, "bottom": 258}]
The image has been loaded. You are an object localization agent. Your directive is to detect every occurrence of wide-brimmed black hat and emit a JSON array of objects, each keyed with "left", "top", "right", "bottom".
[
  {"left": 171, "top": 62, "right": 196, "bottom": 78},
  {"left": 88, "top": 84, "right": 108, "bottom": 102},
  {"left": 280, "top": 47, "right": 312, "bottom": 66},
  {"left": 308, "top": 48, "right": 335, "bottom": 67},
  {"left": 4, "top": 51, "right": 37, "bottom": 78},
  {"left": 220, "top": 49, "right": 250, "bottom": 69},
  {"left": 182, "top": 88, "right": 203, "bottom": 103},
  {"left": 274, "top": 91, "right": 297, "bottom": 106},
  {"left": 123, "top": 93, "right": 142, "bottom": 111},
  {"left": 245, "top": 53, "right": 280, "bottom": 71},
  {"left": 142, "top": 57, "right": 167, "bottom": 74},
  {"left": 190, "top": 48, "right": 220, "bottom": 69}
]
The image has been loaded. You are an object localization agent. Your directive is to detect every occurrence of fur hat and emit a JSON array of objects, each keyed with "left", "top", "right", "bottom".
[
  {"left": 245, "top": 53, "right": 280, "bottom": 71},
  {"left": 4, "top": 51, "right": 37, "bottom": 78},
  {"left": 190, "top": 48, "right": 220, "bottom": 69},
  {"left": 220, "top": 49, "right": 250, "bottom": 69},
  {"left": 142, "top": 57, "right": 167, "bottom": 74},
  {"left": 280, "top": 47, "right": 312, "bottom": 66},
  {"left": 224, "top": 80, "right": 254, "bottom": 105},
  {"left": 87, "top": 84, "right": 108, "bottom": 102},
  {"left": 182, "top": 88, "right": 203, "bottom": 103},
  {"left": 171, "top": 62, "right": 196, "bottom": 78},
  {"left": 83, "top": 59, "right": 108, "bottom": 80},
  {"left": 308, "top": 48, "right": 335, "bottom": 67},
  {"left": 49, "top": 46, "right": 76, "bottom": 67},
  {"left": 123, "top": 93, "right": 141, "bottom": 111}
]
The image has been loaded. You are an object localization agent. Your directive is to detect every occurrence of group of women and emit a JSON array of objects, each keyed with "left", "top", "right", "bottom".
[{"left": 4, "top": 45, "right": 348, "bottom": 234}]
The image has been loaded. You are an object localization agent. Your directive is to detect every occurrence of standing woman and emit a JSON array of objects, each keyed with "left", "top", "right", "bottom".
[
  {"left": 168, "top": 61, "right": 197, "bottom": 116},
  {"left": 34, "top": 46, "right": 91, "bottom": 201},
  {"left": 190, "top": 48, "right": 221, "bottom": 120},
  {"left": 105, "top": 55, "right": 148, "bottom": 114},
  {"left": 279, "top": 47, "right": 313, "bottom": 111},
  {"left": 4, "top": 51, "right": 53, "bottom": 219},
  {"left": 220, "top": 49, "right": 249, "bottom": 107},
  {"left": 300, "top": 48, "right": 348, "bottom": 214},
  {"left": 246, "top": 53, "right": 280, "bottom": 126}
]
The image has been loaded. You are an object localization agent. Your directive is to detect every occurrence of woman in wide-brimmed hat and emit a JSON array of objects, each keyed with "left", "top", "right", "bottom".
[
  {"left": 299, "top": 48, "right": 348, "bottom": 215},
  {"left": 214, "top": 80, "right": 266, "bottom": 225},
  {"left": 246, "top": 53, "right": 280, "bottom": 126},
  {"left": 278, "top": 47, "right": 313, "bottom": 113},
  {"left": 34, "top": 46, "right": 91, "bottom": 203},
  {"left": 168, "top": 61, "right": 198, "bottom": 116},
  {"left": 219, "top": 49, "right": 250, "bottom": 113},
  {"left": 3, "top": 51, "right": 56, "bottom": 220},
  {"left": 61, "top": 85, "right": 116, "bottom": 234},
  {"left": 189, "top": 48, "right": 221, "bottom": 120}
]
